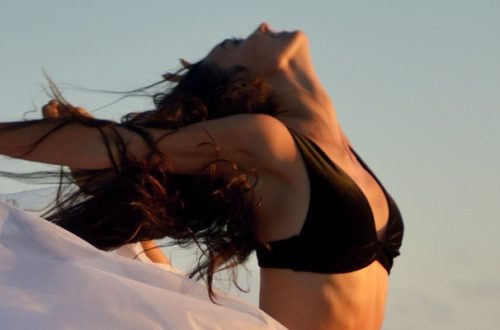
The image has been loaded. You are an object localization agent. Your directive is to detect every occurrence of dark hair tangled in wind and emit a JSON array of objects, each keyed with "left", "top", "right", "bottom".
[{"left": 2, "top": 60, "right": 275, "bottom": 300}]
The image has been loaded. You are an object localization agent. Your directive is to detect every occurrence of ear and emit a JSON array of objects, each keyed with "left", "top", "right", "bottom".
[{"left": 220, "top": 72, "right": 270, "bottom": 114}]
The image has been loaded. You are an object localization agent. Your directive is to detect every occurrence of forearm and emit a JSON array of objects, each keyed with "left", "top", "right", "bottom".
[
  {"left": 0, "top": 119, "right": 124, "bottom": 169},
  {"left": 140, "top": 240, "right": 171, "bottom": 265}
]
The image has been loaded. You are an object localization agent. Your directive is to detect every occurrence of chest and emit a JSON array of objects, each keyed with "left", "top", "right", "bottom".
[{"left": 298, "top": 138, "right": 392, "bottom": 243}]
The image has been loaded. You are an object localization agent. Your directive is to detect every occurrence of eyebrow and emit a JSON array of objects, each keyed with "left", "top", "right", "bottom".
[{"left": 218, "top": 37, "right": 243, "bottom": 49}]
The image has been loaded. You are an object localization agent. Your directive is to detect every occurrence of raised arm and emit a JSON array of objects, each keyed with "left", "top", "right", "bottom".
[
  {"left": 0, "top": 102, "right": 290, "bottom": 175},
  {"left": 0, "top": 119, "right": 126, "bottom": 169}
]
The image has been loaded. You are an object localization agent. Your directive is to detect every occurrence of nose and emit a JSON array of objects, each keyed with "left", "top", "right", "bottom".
[{"left": 257, "top": 22, "right": 270, "bottom": 33}]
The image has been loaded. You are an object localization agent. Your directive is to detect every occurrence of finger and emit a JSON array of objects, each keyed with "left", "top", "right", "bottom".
[
  {"left": 42, "top": 104, "right": 60, "bottom": 118},
  {"left": 48, "top": 99, "right": 60, "bottom": 107},
  {"left": 73, "top": 107, "right": 93, "bottom": 118}
]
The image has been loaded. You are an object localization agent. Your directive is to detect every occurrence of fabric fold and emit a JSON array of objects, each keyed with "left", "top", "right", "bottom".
[{"left": 0, "top": 201, "right": 284, "bottom": 330}]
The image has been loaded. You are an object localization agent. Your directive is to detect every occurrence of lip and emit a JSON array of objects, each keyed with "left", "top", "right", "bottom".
[{"left": 269, "top": 30, "right": 295, "bottom": 39}]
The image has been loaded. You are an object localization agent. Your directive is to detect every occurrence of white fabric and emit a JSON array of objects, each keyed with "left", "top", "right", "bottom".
[
  {"left": 0, "top": 202, "right": 285, "bottom": 329},
  {"left": 113, "top": 243, "right": 185, "bottom": 275}
]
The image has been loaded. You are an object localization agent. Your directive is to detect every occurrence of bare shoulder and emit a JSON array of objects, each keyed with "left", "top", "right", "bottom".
[
  {"left": 221, "top": 114, "right": 299, "bottom": 174},
  {"left": 139, "top": 114, "right": 296, "bottom": 175},
  {"left": 231, "top": 115, "right": 306, "bottom": 190},
  {"left": 234, "top": 114, "right": 294, "bottom": 151}
]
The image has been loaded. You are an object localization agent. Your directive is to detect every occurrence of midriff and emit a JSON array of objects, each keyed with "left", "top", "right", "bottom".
[{"left": 259, "top": 261, "right": 389, "bottom": 330}]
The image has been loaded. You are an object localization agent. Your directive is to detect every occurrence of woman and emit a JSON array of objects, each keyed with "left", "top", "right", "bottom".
[{"left": 0, "top": 23, "right": 403, "bottom": 329}]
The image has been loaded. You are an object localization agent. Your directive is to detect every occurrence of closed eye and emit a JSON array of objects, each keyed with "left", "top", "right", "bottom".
[{"left": 219, "top": 37, "right": 244, "bottom": 49}]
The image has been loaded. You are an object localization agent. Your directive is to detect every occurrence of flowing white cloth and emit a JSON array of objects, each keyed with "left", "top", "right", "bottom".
[{"left": 0, "top": 202, "right": 285, "bottom": 329}]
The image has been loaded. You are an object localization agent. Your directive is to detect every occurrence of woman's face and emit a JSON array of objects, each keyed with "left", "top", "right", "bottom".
[{"left": 205, "top": 23, "right": 307, "bottom": 76}]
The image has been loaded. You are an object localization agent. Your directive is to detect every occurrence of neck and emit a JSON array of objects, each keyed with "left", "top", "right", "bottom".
[{"left": 269, "top": 60, "right": 349, "bottom": 149}]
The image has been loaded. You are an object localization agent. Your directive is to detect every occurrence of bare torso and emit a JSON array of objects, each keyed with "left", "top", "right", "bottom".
[
  {"left": 260, "top": 263, "right": 388, "bottom": 330},
  {"left": 200, "top": 23, "right": 395, "bottom": 328},
  {"left": 253, "top": 118, "right": 391, "bottom": 330}
]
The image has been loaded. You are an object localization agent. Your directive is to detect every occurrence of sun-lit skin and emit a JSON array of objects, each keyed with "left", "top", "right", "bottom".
[
  {"left": 206, "top": 23, "right": 391, "bottom": 330},
  {"left": 205, "top": 24, "right": 351, "bottom": 168},
  {"left": 0, "top": 22, "right": 392, "bottom": 330}
]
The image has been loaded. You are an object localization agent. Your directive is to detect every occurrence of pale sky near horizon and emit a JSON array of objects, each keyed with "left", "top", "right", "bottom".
[{"left": 1, "top": 1, "right": 499, "bottom": 329}]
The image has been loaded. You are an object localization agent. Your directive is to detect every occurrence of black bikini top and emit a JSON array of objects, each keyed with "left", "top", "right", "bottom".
[{"left": 256, "top": 130, "right": 404, "bottom": 274}]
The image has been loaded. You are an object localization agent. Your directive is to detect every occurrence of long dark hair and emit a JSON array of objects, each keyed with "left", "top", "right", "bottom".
[{"left": 3, "top": 61, "right": 275, "bottom": 300}]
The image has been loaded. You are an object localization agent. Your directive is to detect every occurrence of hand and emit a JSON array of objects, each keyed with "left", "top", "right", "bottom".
[
  {"left": 41, "top": 99, "right": 94, "bottom": 185},
  {"left": 42, "top": 99, "right": 93, "bottom": 119}
]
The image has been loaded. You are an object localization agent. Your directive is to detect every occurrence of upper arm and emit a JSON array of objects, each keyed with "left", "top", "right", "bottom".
[{"left": 128, "top": 114, "right": 296, "bottom": 175}]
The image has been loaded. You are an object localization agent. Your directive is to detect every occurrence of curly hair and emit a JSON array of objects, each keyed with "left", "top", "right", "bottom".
[{"left": 24, "top": 61, "right": 276, "bottom": 301}]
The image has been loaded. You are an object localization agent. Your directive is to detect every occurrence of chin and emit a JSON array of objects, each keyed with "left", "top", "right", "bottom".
[{"left": 279, "top": 31, "right": 309, "bottom": 64}]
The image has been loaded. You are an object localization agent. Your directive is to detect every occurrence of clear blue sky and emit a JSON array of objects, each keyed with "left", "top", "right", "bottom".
[{"left": 1, "top": 1, "right": 499, "bottom": 329}]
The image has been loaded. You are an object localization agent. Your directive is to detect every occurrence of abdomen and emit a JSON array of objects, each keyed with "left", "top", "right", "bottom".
[{"left": 259, "top": 261, "right": 389, "bottom": 330}]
